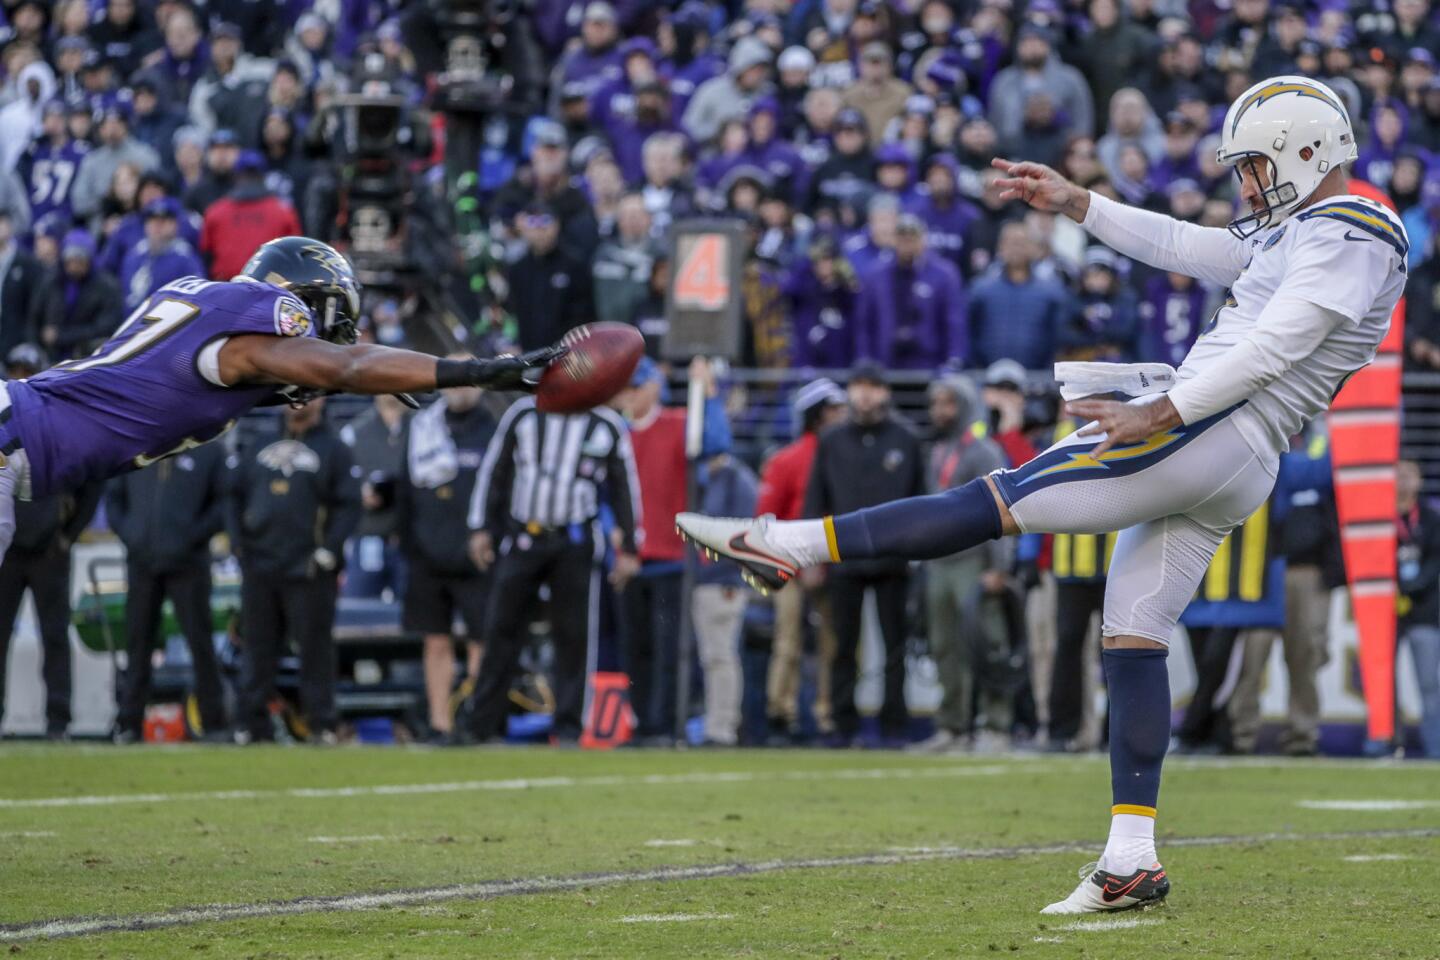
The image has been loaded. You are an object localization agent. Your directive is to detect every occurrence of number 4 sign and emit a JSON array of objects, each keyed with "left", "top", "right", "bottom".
[{"left": 673, "top": 234, "right": 731, "bottom": 310}]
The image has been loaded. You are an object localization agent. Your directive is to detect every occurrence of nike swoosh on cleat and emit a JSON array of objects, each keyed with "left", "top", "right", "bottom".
[
  {"left": 1342, "top": 230, "right": 1373, "bottom": 243},
  {"left": 725, "top": 534, "right": 793, "bottom": 573},
  {"left": 1100, "top": 873, "right": 1147, "bottom": 903}
]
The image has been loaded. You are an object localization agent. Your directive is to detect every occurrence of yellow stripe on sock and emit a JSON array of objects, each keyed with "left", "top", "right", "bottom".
[
  {"left": 823, "top": 516, "right": 841, "bottom": 562},
  {"left": 1111, "top": 804, "right": 1157, "bottom": 818}
]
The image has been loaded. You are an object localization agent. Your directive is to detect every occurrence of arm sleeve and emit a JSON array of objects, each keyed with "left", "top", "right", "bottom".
[
  {"left": 698, "top": 395, "right": 732, "bottom": 458},
  {"left": 1083, "top": 191, "right": 1249, "bottom": 287},
  {"left": 1166, "top": 220, "right": 1400, "bottom": 425},
  {"left": 468, "top": 404, "right": 522, "bottom": 535},
  {"left": 606, "top": 423, "right": 643, "bottom": 554}
]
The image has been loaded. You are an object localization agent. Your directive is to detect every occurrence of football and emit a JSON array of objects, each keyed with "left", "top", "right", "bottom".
[{"left": 535, "top": 322, "right": 646, "bottom": 414}]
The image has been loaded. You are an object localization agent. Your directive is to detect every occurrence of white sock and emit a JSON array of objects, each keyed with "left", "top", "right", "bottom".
[
  {"left": 762, "top": 518, "right": 832, "bottom": 568},
  {"left": 1100, "top": 813, "right": 1157, "bottom": 874}
]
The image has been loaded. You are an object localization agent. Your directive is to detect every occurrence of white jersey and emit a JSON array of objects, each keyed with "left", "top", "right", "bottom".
[{"left": 1083, "top": 191, "right": 1408, "bottom": 455}]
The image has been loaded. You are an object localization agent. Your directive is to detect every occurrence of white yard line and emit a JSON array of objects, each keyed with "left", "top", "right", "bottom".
[
  {"left": 0, "top": 764, "right": 1013, "bottom": 810},
  {"left": 1055, "top": 916, "right": 1163, "bottom": 932},
  {"left": 644, "top": 839, "right": 699, "bottom": 847},
  {"left": 1342, "top": 853, "right": 1413, "bottom": 862},
  {"left": 1, "top": 827, "right": 1435, "bottom": 943},
  {"left": 617, "top": 913, "right": 734, "bottom": 923},
  {"left": 1297, "top": 800, "right": 1440, "bottom": 811},
  {"left": 306, "top": 835, "right": 393, "bottom": 844}
]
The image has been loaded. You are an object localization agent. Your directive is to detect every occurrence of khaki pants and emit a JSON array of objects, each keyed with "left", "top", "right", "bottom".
[
  {"left": 766, "top": 579, "right": 837, "bottom": 731},
  {"left": 926, "top": 554, "right": 1012, "bottom": 733},
  {"left": 1026, "top": 572, "right": 1057, "bottom": 730},
  {"left": 692, "top": 584, "right": 748, "bottom": 744},
  {"left": 1229, "top": 564, "right": 1330, "bottom": 753}
]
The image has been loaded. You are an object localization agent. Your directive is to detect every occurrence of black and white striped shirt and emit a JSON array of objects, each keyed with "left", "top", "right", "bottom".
[{"left": 467, "top": 398, "right": 642, "bottom": 553}]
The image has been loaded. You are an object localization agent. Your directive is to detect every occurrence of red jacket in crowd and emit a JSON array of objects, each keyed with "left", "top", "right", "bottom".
[
  {"left": 200, "top": 192, "right": 303, "bottom": 281},
  {"left": 629, "top": 406, "right": 687, "bottom": 563},
  {"left": 755, "top": 431, "right": 819, "bottom": 522}
]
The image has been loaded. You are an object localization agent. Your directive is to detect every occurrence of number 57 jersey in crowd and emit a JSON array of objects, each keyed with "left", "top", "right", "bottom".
[{"left": 2, "top": 277, "right": 317, "bottom": 498}]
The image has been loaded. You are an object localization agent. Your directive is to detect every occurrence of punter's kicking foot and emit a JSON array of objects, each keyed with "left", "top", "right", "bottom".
[
  {"left": 1041, "top": 861, "right": 1170, "bottom": 914},
  {"left": 675, "top": 513, "right": 814, "bottom": 593}
]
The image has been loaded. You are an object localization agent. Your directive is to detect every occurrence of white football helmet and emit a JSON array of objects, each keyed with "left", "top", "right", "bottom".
[{"left": 1216, "top": 76, "right": 1358, "bottom": 239}]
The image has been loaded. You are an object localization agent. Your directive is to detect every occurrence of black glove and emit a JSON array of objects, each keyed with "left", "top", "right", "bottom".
[{"left": 436, "top": 345, "right": 568, "bottom": 391}]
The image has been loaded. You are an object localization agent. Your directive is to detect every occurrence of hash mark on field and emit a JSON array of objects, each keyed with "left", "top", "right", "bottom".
[
  {"left": 0, "top": 831, "right": 56, "bottom": 839},
  {"left": 307, "top": 836, "right": 392, "bottom": 844},
  {"left": 618, "top": 913, "right": 734, "bottom": 923},
  {"left": 1056, "top": 917, "right": 1162, "bottom": 932},
  {"left": 644, "top": 839, "right": 698, "bottom": 847},
  {"left": 1342, "top": 853, "right": 1414, "bottom": 862},
  {"left": 1298, "top": 800, "right": 1440, "bottom": 811},
  {"left": 0, "top": 765, "right": 1012, "bottom": 809},
  {"left": 1, "top": 827, "right": 1436, "bottom": 943}
]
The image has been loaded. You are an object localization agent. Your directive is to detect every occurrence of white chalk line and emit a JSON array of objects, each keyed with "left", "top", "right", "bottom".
[
  {"left": 0, "top": 830, "right": 56, "bottom": 839},
  {"left": 1056, "top": 916, "right": 1163, "bottom": 932},
  {"left": 644, "top": 839, "right": 699, "bottom": 848},
  {"left": 1, "top": 827, "right": 1435, "bottom": 943},
  {"left": 1342, "top": 853, "right": 1414, "bottom": 862},
  {"left": 617, "top": 913, "right": 734, "bottom": 923},
  {"left": 0, "top": 764, "right": 1014, "bottom": 810},
  {"left": 1297, "top": 799, "right": 1440, "bottom": 811},
  {"left": 306, "top": 835, "right": 392, "bottom": 844}
]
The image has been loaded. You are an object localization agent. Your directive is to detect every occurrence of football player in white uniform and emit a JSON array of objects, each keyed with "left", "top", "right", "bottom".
[{"left": 676, "top": 76, "right": 1407, "bottom": 913}]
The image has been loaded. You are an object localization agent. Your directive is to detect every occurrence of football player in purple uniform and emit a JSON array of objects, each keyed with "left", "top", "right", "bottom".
[{"left": 0, "top": 236, "right": 562, "bottom": 563}]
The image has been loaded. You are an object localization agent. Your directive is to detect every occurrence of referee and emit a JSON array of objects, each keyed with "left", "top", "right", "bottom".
[{"left": 462, "top": 396, "right": 642, "bottom": 744}]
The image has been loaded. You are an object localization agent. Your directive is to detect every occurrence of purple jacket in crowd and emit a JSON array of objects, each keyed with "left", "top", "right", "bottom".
[
  {"left": 853, "top": 252, "right": 966, "bottom": 370},
  {"left": 904, "top": 189, "right": 981, "bottom": 278},
  {"left": 1138, "top": 273, "right": 1208, "bottom": 368},
  {"left": 783, "top": 260, "right": 858, "bottom": 369}
]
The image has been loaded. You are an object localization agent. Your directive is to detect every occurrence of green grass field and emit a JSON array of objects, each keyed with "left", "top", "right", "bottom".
[{"left": 1, "top": 745, "right": 1438, "bottom": 958}]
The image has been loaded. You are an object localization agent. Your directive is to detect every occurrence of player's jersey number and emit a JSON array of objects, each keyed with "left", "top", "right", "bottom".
[{"left": 54, "top": 298, "right": 201, "bottom": 374}]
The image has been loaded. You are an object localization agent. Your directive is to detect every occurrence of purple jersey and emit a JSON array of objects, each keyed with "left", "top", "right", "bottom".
[
  {"left": 6, "top": 277, "right": 316, "bottom": 497},
  {"left": 1138, "top": 274, "right": 1207, "bottom": 368},
  {"left": 22, "top": 140, "right": 89, "bottom": 225}
]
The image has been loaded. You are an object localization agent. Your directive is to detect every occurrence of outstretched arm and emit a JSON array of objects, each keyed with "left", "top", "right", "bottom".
[
  {"left": 217, "top": 335, "right": 562, "bottom": 394},
  {"left": 990, "top": 159, "right": 1248, "bottom": 287}
]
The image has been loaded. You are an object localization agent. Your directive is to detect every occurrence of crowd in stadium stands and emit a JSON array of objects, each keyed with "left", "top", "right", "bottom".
[{"left": 0, "top": 0, "right": 1438, "bottom": 753}]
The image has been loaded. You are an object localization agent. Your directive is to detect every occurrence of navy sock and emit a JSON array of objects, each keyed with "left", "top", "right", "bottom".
[
  {"left": 830, "top": 476, "right": 1003, "bottom": 561},
  {"left": 1102, "top": 648, "right": 1170, "bottom": 813}
]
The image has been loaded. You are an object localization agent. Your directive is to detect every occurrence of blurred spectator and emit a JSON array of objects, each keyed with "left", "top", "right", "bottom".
[
  {"left": 1058, "top": 246, "right": 1139, "bottom": 362},
  {"left": 0, "top": 61, "right": 57, "bottom": 174},
  {"left": 72, "top": 106, "right": 159, "bottom": 223},
  {"left": 989, "top": 25, "right": 1094, "bottom": 150},
  {"left": 841, "top": 192, "right": 896, "bottom": 279},
  {"left": 906, "top": 155, "right": 980, "bottom": 279},
  {"left": 339, "top": 395, "right": 410, "bottom": 600},
  {"left": 282, "top": 13, "right": 337, "bottom": 92},
  {"left": 88, "top": 0, "right": 161, "bottom": 80},
  {"left": 119, "top": 198, "right": 205, "bottom": 308},
  {"left": 99, "top": 170, "right": 200, "bottom": 277},
  {"left": 693, "top": 450, "right": 759, "bottom": 745},
  {"left": 854, "top": 214, "right": 966, "bottom": 369},
  {"left": 911, "top": 375, "right": 1011, "bottom": 754},
  {"left": 805, "top": 363, "right": 925, "bottom": 746},
  {"left": 807, "top": 107, "right": 872, "bottom": 222},
  {"left": 142, "top": 5, "right": 206, "bottom": 103},
  {"left": 231, "top": 400, "right": 360, "bottom": 745},
  {"left": 618, "top": 357, "right": 730, "bottom": 743},
  {"left": 43, "top": 230, "right": 123, "bottom": 361},
  {"left": 1408, "top": 230, "right": 1440, "bottom": 370},
  {"left": 1075, "top": 0, "right": 1157, "bottom": 129},
  {"left": 759, "top": 378, "right": 845, "bottom": 742},
  {"left": 396, "top": 370, "right": 497, "bottom": 743},
  {"left": 637, "top": 131, "right": 696, "bottom": 238},
  {"left": 683, "top": 35, "right": 774, "bottom": 144},
  {"left": 188, "top": 21, "right": 275, "bottom": 138},
  {"left": 18, "top": 101, "right": 87, "bottom": 229},
  {"left": 553, "top": 1, "right": 624, "bottom": 112},
  {"left": 185, "top": 128, "right": 241, "bottom": 213},
  {"left": 1138, "top": 270, "right": 1207, "bottom": 367},
  {"left": 592, "top": 193, "right": 659, "bottom": 330},
  {"left": 981, "top": 360, "right": 1039, "bottom": 468},
  {"left": 172, "top": 126, "right": 208, "bottom": 196},
  {"left": 1398, "top": 459, "right": 1440, "bottom": 759},
  {"left": 784, "top": 235, "right": 859, "bottom": 369},
  {"left": 106, "top": 439, "right": 228, "bottom": 744},
  {"left": 494, "top": 120, "right": 600, "bottom": 260},
  {"left": 0, "top": 212, "right": 47, "bottom": 358},
  {"left": 505, "top": 200, "right": 594, "bottom": 350},
  {"left": 841, "top": 42, "right": 912, "bottom": 144},
  {"left": 0, "top": 347, "right": 100, "bottom": 741},
  {"left": 462, "top": 396, "right": 641, "bottom": 745},
  {"left": 1097, "top": 88, "right": 1162, "bottom": 186},
  {"left": 129, "top": 74, "right": 185, "bottom": 164},
  {"left": 967, "top": 222, "right": 1069, "bottom": 370},
  {"left": 199, "top": 151, "right": 301, "bottom": 280},
  {"left": 1230, "top": 429, "right": 1340, "bottom": 756}
]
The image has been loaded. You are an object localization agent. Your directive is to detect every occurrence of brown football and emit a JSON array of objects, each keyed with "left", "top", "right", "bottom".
[{"left": 535, "top": 322, "right": 646, "bottom": 414}]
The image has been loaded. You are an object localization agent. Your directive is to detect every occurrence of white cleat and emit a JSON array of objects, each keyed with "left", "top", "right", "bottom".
[
  {"left": 674, "top": 513, "right": 800, "bottom": 594},
  {"left": 1040, "top": 861, "right": 1170, "bottom": 914}
]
